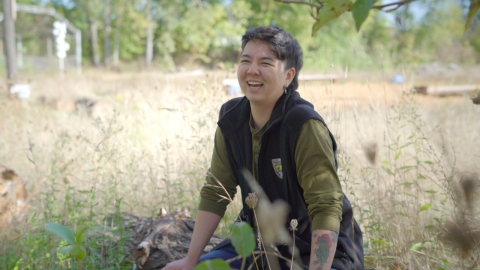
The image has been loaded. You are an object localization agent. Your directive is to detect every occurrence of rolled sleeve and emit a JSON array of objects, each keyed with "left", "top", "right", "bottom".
[
  {"left": 295, "top": 119, "right": 343, "bottom": 233},
  {"left": 199, "top": 127, "right": 238, "bottom": 217}
]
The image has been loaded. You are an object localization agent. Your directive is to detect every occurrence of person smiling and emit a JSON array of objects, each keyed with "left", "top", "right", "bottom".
[{"left": 162, "top": 26, "right": 364, "bottom": 270}]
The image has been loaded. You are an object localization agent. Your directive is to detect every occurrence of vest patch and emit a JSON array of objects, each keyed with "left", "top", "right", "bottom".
[{"left": 271, "top": 158, "right": 283, "bottom": 179}]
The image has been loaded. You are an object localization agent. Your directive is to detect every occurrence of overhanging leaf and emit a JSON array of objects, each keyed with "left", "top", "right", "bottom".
[
  {"left": 45, "top": 223, "right": 76, "bottom": 245},
  {"left": 465, "top": 0, "right": 480, "bottom": 32},
  {"left": 312, "top": 0, "right": 353, "bottom": 36},
  {"left": 230, "top": 222, "right": 255, "bottom": 258},
  {"left": 194, "top": 259, "right": 231, "bottom": 270},
  {"left": 352, "top": 0, "right": 375, "bottom": 31}
]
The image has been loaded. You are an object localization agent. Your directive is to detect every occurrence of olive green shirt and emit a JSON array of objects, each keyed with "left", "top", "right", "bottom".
[{"left": 199, "top": 119, "right": 343, "bottom": 233}]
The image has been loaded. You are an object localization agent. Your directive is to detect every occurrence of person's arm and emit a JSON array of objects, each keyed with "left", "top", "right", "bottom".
[
  {"left": 309, "top": 229, "right": 338, "bottom": 270},
  {"left": 163, "top": 127, "right": 237, "bottom": 270},
  {"left": 295, "top": 119, "right": 343, "bottom": 269},
  {"left": 162, "top": 210, "right": 221, "bottom": 270}
]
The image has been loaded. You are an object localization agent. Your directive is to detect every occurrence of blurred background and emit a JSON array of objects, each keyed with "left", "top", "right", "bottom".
[{"left": 1, "top": 0, "right": 479, "bottom": 75}]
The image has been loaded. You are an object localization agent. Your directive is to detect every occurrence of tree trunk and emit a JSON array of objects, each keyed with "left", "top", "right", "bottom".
[
  {"left": 103, "top": 0, "right": 111, "bottom": 67},
  {"left": 145, "top": 0, "right": 154, "bottom": 69},
  {"left": 90, "top": 21, "right": 101, "bottom": 66},
  {"left": 112, "top": 0, "right": 126, "bottom": 68},
  {"left": 2, "top": 0, "right": 17, "bottom": 85},
  {"left": 84, "top": 1, "right": 100, "bottom": 67}
]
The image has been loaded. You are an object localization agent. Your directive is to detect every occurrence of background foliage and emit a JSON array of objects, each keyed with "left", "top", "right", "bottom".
[{"left": 1, "top": 0, "right": 479, "bottom": 72}]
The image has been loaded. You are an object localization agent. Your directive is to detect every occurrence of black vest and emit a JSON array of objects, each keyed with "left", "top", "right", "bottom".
[{"left": 217, "top": 92, "right": 364, "bottom": 270}]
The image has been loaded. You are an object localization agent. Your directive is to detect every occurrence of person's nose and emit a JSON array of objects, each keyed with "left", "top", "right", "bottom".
[{"left": 247, "top": 62, "right": 260, "bottom": 75}]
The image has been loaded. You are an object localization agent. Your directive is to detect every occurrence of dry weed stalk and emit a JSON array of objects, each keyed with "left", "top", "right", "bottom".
[
  {"left": 241, "top": 169, "right": 303, "bottom": 270},
  {"left": 362, "top": 141, "right": 378, "bottom": 165},
  {"left": 441, "top": 172, "right": 480, "bottom": 267},
  {"left": 245, "top": 192, "right": 271, "bottom": 270},
  {"left": 289, "top": 219, "right": 298, "bottom": 270}
]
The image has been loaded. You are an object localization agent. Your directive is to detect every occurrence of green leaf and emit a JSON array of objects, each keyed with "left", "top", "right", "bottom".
[
  {"left": 58, "top": 245, "right": 75, "bottom": 257},
  {"left": 419, "top": 203, "right": 431, "bottom": 212},
  {"left": 75, "top": 226, "right": 87, "bottom": 245},
  {"left": 399, "top": 166, "right": 414, "bottom": 171},
  {"left": 72, "top": 246, "right": 86, "bottom": 261},
  {"left": 395, "top": 151, "right": 401, "bottom": 160},
  {"left": 230, "top": 222, "right": 255, "bottom": 258},
  {"left": 465, "top": 0, "right": 480, "bottom": 32},
  {"left": 410, "top": 242, "right": 422, "bottom": 251},
  {"left": 381, "top": 166, "right": 394, "bottom": 176},
  {"left": 424, "top": 190, "right": 437, "bottom": 194},
  {"left": 352, "top": 0, "right": 375, "bottom": 31},
  {"left": 59, "top": 245, "right": 86, "bottom": 261},
  {"left": 372, "top": 239, "right": 393, "bottom": 247},
  {"left": 424, "top": 161, "right": 434, "bottom": 165},
  {"left": 312, "top": 0, "right": 353, "bottom": 36},
  {"left": 436, "top": 257, "right": 450, "bottom": 266},
  {"left": 418, "top": 174, "right": 426, "bottom": 180},
  {"left": 194, "top": 259, "right": 231, "bottom": 270},
  {"left": 45, "top": 223, "right": 76, "bottom": 245}
]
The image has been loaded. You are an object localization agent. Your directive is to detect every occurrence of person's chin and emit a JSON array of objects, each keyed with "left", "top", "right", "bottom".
[{"left": 245, "top": 92, "right": 263, "bottom": 102}]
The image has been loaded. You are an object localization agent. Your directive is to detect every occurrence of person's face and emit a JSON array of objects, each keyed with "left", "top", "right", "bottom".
[{"left": 237, "top": 40, "right": 295, "bottom": 107}]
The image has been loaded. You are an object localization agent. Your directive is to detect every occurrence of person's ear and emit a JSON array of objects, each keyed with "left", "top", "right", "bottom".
[{"left": 285, "top": 67, "right": 296, "bottom": 87}]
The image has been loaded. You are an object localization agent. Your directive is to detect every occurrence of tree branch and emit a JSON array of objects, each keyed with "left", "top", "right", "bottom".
[
  {"left": 373, "top": 0, "right": 417, "bottom": 12},
  {"left": 274, "top": 0, "right": 323, "bottom": 9}
]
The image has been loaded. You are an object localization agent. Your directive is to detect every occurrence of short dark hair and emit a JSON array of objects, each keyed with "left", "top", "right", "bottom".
[{"left": 241, "top": 26, "right": 303, "bottom": 92}]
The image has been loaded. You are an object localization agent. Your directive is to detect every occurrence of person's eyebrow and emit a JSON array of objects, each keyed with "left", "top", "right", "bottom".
[{"left": 240, "top": 54, "right": 275, "bottom": 62}]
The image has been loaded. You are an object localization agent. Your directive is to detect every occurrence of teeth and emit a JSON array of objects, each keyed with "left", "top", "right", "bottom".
[{"left": 248, "top": 82, "right": 263, "bottom": 85}]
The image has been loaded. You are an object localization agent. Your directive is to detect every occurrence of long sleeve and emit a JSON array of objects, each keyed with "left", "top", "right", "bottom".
[
  {"left": 295, "top": 119, "right": 343, "bottom": 233},
  {"left": 198, "top": 126, "right": 238, "bottom": 217}
]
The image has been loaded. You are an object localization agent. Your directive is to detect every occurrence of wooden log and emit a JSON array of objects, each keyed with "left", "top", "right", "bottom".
[
  {"left": 414, "top": 85, "right": 480, "bottom": 96},
  {"left": 102, "top": 210, "right": 224, "bottom": 270}
]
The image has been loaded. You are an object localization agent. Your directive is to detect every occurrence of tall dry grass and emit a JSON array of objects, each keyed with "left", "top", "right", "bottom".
[{"left": 0, "top": 69, "right": 479, "bottom": 269}]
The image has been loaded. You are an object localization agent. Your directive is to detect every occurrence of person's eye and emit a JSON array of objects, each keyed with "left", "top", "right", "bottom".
[
  {"left": 262, "top": 62, "right": 272, "bottom": 66},
  {"left": 240, "top": 59, "right": 250, "bottom": 63}
]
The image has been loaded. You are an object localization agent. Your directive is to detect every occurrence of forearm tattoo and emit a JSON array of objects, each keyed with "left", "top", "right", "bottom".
[{"left": 312, "top": 231, "right": 338, "bottom": 269}]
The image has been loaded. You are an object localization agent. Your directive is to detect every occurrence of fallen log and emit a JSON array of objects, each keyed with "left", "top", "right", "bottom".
[
  {"left": 414, "top": 84, "right": 480, "bottom": 96},
  {"left": 103, "top": 210, "right": 224, "bottom": 270}
]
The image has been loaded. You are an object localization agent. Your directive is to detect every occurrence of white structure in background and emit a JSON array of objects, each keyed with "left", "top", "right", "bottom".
[
  {"left": 52, "top": 21, "right": 70, "bottom": 72},
  {"left": 15, "top": 4, "right": 82, "bottom": 74}
]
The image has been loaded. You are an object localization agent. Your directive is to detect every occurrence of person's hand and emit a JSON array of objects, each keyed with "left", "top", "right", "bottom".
[{"left": 161, "top": 257, "right": 197, "bottom": 270}]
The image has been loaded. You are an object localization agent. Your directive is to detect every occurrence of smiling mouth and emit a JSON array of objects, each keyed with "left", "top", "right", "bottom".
[{"left": 247, "top": 81, "right": 264, "bottom": 88}]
